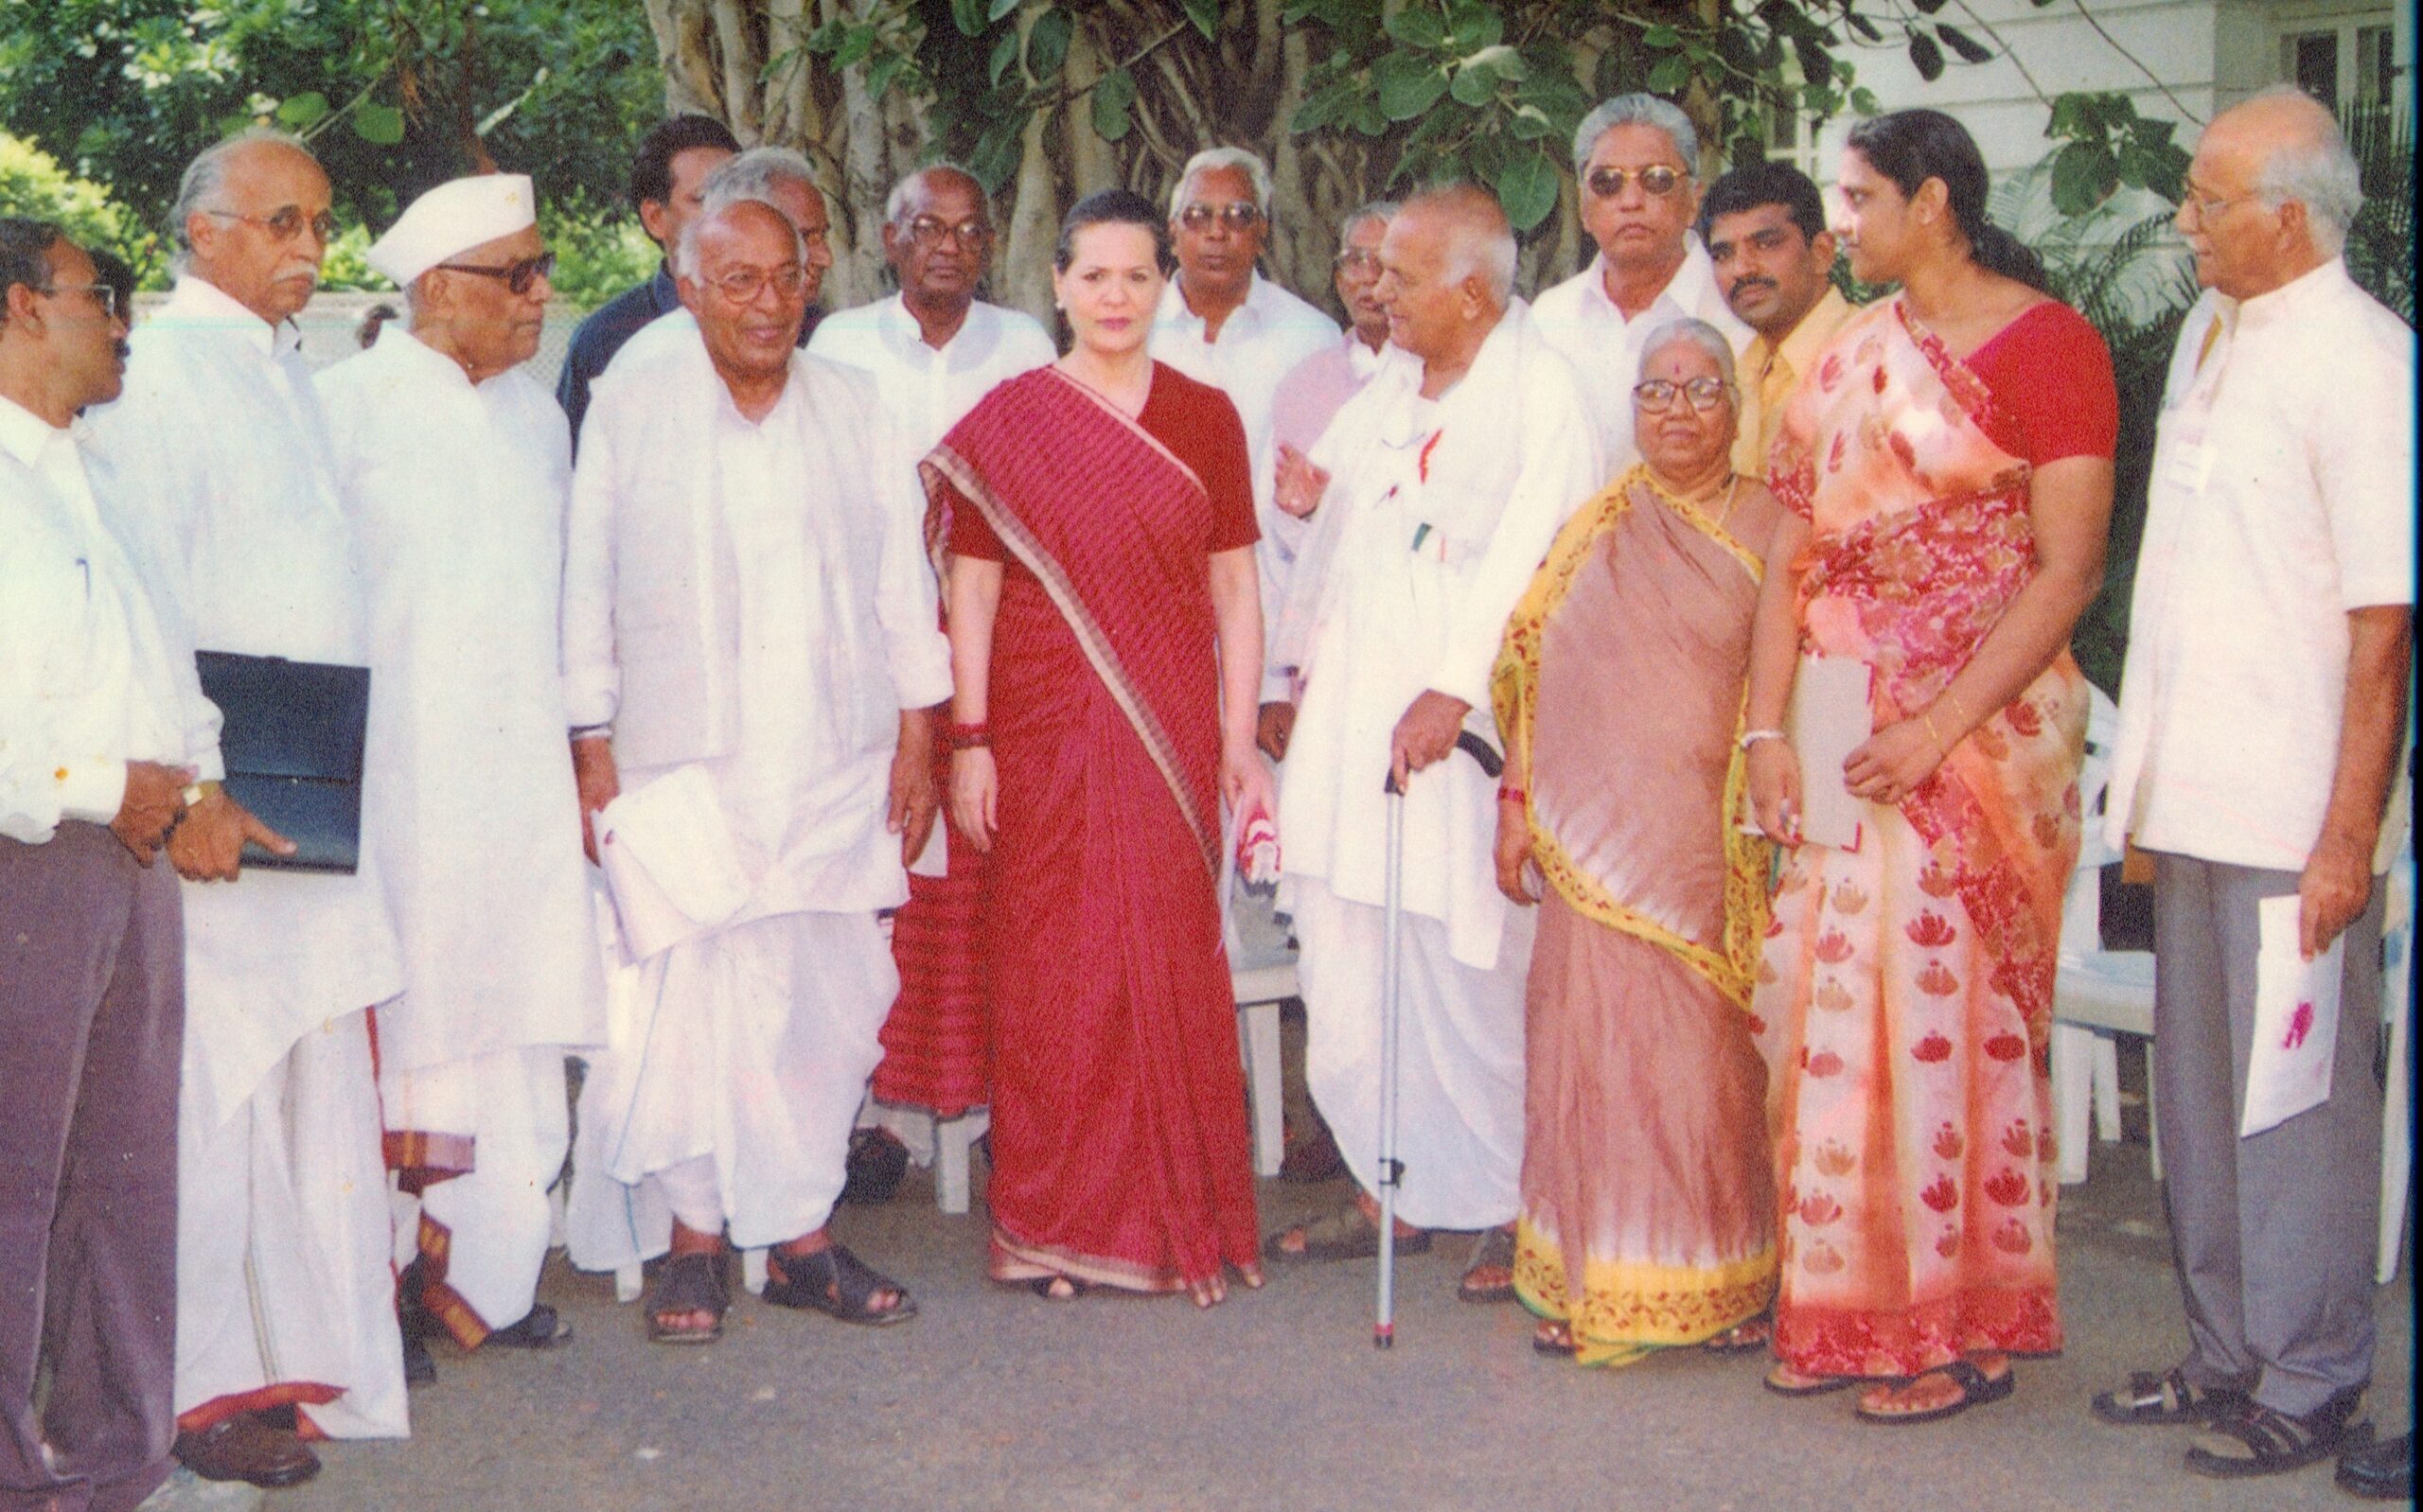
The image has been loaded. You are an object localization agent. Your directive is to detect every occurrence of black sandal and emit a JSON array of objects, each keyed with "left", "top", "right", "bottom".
[
  {"left": 1532, "top": 1320, "right": 1579, "bottom": 1358},
  {"left": 645, "top": 1253, "right": 729, "bottom": 1345},
  {"left": 1854, "top": 1360, "right": 2015, "bottom": 1426},
  {"left": 486, "top": 1304, "right": 574, "bottom": 1350},
  {"left": 1703, "top": 1314, "right": 1772, "bottom": 1355},
  {"left": 1028, "top": 1275, "right": 1092, "bottom": 1302},
  {"left": 762, "top": 1242, "right": 918, "bottom": 1327},
  {"left": 2091, "top": 1365, "right": 2247, "bottom": 1426},
  {"left": 2185, "top": 1399, "right": 2356, "bottom": 1479}
]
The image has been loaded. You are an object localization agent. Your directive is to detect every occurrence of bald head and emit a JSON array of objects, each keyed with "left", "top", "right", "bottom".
[
  {"left": 2181, "top": 86, "right": 2361, "bottom": 297},
  {"left": 175, "top": 132, "right": 333, "bottom": 325},
  {"left": 1396, "top": 185, "right": 1517, "bottom": 308}
]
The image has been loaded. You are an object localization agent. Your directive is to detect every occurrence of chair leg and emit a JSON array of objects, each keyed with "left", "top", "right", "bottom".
[
  {"left": 2050, "top": 1024, "right": 2092, "bottom": 1186},
  {"left": 2091, "top": 1034, "right": 2123, "bottom": 1144},
  {"left": 741, "top": 1247, "right": 769, "bottom": 1296},
  {"left": 615, "top": 1262, "right": 643, "bottom": 1304},
  {"left": 935, "top": 1109, "right": 988, "bottom": 1216},
  {"left": 1239, "top": 999, "right": 1284, "bottom": 1178},
  {"left": 2379, "top": 985, "right": 2411, "bottom": 1285}
]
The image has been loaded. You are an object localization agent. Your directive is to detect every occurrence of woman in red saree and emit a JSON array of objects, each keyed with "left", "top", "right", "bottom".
[
  {"left": 923, "top": 189, "right": 1273, "bottom": 1307},
  {"left": 1744, "top": 111, "right": 2116, "bottom": 1422}
]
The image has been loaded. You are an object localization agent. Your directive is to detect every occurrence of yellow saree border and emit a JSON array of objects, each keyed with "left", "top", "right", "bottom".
[
  {"left": 1514, "top": 1219, "right": 1777, "bottom": 1364},
  {"left": 1490, "top": 465, "right": 1772, "bottom": 1010}
]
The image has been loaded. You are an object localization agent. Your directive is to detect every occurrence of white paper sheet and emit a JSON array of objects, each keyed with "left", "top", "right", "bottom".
[
  {"left": 593, "top": 765, "right": 753, "bottom": 961},
  {"left": 2240, "top": 892, "right": 2343, "bottom": 1138},
  {"left": 1788, "top": 655, "right": 1872, "bottom": 853}
]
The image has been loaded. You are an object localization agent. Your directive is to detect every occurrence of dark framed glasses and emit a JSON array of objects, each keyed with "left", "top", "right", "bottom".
[
  {"left": 1633, "top": 376, "right": 1733, "bottom": 413},
  {"left": 1585, "top": 165, "right": 1686, "bottom": 200},
  {"left": 433, "top": 251, "right": 557, "bottom": 295},
  {"left": 1178, "top": 202, "right": 1263, "bottom": 232}
]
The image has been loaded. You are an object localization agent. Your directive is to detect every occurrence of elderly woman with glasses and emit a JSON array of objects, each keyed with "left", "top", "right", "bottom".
[{"left": 1492, "top": 316, "right": 1786, "bottom": 1365}]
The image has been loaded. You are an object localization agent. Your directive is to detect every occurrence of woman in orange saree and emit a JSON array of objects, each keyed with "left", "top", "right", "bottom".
[
  {"left": 1743, "top": 111, "right": 2116, "bottom": 1423},
  {"left": 1494, "top": 319, "right": 1784, "bottom": 1366},
  {"left": 925, "top": 190, "right": 1272, "bottom": 1307}
]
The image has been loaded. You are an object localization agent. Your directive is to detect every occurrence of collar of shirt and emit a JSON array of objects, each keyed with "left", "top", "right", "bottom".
[
  {"left": 2223, "top": 255, "right": 2350, "bottom": 341},
  {"left": 1769, "top": 285, "right": 1854, "bottom": 382},
  {"left": 161, "top": 274, "right": 303, "bottom": 360},
  {"left": 372, "top": 320, "right": 488, "bottom": 393},
  {"left": 1158, "top": 272, "right": 1273, "bottom": 341},
  {"left": 872, "top": 292, "right": 996, "bottom": 363},
  {"left": 1577, "top": 233, "right": 1724, "bottom": 326},
  {"left": 0, "top": 391, "right": 69, "bottom": 471}
]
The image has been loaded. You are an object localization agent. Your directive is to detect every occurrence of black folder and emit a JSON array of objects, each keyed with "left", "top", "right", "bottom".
[{"left": 194, "top": 650, "right": 370, "bottom": 874}]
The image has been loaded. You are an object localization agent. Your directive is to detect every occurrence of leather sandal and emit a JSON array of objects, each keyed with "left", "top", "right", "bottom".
[
  {"left": 1457, "top": 1225, "right": 1517, "bottom": 1304},
  {"left": 1703, "top": 1313, "right": 1772, "bottom": 1355},
  {"left": 2091, "top": 1365, "right": 2247, "bottom": 1426},
  {"left": 2337, "top": 1426, "right": 2414, "bottom": 1501},
  {"left": 645, "top": 1251, "right": 729, "bottom": 1345},
  {"left": 1854, "top": 1360, "right": 2016, "bottom": 1426},
  {"left": 762, "top": 1241, "right": 918, "bottom": 1326},
  {"left": 486, "top": 1303, "right": 574, "bottom": 1350},
  {"left": 1763, "top": 1363, "right": 1859, "bottom": 1398},
  {"left": 1263, "top": 1204, "right": 1431, "bottom": 1263},
  {"left": 2185, "top": 1397, "right": 2358, "bottom": 1479},
  {"left": 172, "top": 1411, "right": 322, "bottom": 1488},
  {"left": 1532, "top": 1319, "right": 1579, "bottom": 1358}
]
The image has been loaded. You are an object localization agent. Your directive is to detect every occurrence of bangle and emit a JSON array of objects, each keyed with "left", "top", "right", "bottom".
[
  {"left": 1496, "top": 785, "right": 1527, "bottom": 805},
  {"left": 946, "top": 721, "right": 990, "bottom": 751},
  {"left": 1739, "top": 728, "right": 1787, "bottom": 751}
]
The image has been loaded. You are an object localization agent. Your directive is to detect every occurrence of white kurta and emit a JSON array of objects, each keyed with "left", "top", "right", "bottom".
[
  {"left": 1276, "top": 302, "right": 1600, "bottom": 1229},
  {"left": 560, "top": 330, "right": 952, "bottom": 1266},
  {"left": 315, "top": 325, "right": 607, "bottom": 1335},
  {"left": 83, "top": 274, "right": 406, "bottom": 1435},
  {"left": 1530, "top": 238, "right": 1750, "bottom": 478},
  {"left": 1152, "top": 272, "right": 1341, "bottom": 699}
]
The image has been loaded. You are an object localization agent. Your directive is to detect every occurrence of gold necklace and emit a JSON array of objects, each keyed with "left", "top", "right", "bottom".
[{"left": 1639, "top": 465, "right": 1741, "bottom": 527}]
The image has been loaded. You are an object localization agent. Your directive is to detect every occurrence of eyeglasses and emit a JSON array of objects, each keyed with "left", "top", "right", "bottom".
[
  {"left": 201, "top": 206, "right": 341, "bottom": 244},
  {"left": 1178, "top": 202, "right": 1263, "bottom": 233},
  {"left": 434, "top": 252, "right": 557, "bottom": 295},
  {"left": 907, "top": 216, "right": 993, "bottom": 250},
  {"left": 39, "top": 282, "right": 120, "bottom": 320},
  {"left": 1633, "top": 376, "right": 1733, "bottom": 413},
  {"left": 2178, "top": 184, "right": 2257, "bottom": 224},
  {"left": 1585, "top": 165, "right": 1686, "bottom": 200},
  {"left": 705, "top": 264, "right": 810, "bottom": 304},
  {"left": 1335, "top": 248, "right": 1384, "bottom": 274}
]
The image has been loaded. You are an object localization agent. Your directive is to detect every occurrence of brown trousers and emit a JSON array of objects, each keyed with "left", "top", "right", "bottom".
[{"left": 0, "top": 823, "right": 182, "bottom": 1512}]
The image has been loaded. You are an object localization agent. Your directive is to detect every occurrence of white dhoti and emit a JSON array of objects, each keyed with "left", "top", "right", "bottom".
[
  {"left": 1297, "top": 885, "right": 1533, "bottom": 1229},
  {"left": 174, "top": 1011, "right": 407, "bottom": 1438},
  {"left": 567, "top": 910, "right": 895, "bottom": 1266},
  {"left": 382, "top": 1046, "right": 571, "bottom": 1341}
]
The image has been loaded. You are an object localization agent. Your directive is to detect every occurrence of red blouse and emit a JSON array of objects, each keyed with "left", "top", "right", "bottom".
[
  {"left": 947, "top": 363, "right": 1260, "bottom": 564},
  {"left": 1961, "top": 300, "right": 2119, "bottom": 467}
]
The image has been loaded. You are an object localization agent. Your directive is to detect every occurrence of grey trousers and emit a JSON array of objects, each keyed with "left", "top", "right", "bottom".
[
  {"left": 0, "top": 824, "right": 183, "bottom": 1512},
  {"left": 2149, "top": 849, "right": 2384, "bottom": 1417}
]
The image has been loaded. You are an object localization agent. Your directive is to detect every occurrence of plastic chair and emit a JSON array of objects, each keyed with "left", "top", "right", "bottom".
[
  {"left": 1229, "top": 887, "right": 1298, "bottom": 1179},
  {"left": 2377, "top": 854, "right": 2413, "bottom": 1284}
]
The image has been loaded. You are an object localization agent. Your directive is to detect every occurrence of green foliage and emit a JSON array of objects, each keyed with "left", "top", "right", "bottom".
[
  {"left": 2042, "top": 91, "right": 2190, "bottom": 217},
  {"left": 0, "top": 132, "right": 149, "bottom": 263},
  {"left": 0, "top": 1, "right": 661, "bottom": 284},
  {"left": 2343, "top": 108, "right": 2414, "bottom": 325}
]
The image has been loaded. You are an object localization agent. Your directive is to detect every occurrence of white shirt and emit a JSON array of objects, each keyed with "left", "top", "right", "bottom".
[
  {"left": 2107, "top": 257, "right": 2415, "bottom": 872},
  {"left": 1530, "top": 236, "right": 1751, "bottom": 475},
  {"left": 1152, "top": 271, "right": 1342, "bottom": 699},
  {"left": 83, "top": 274, "right": 405, "bottom": 1131},
  {"left": 0, "top": 395, "right": 202, "bottom": 843},
  {"left": 316, "top": 326, "right": 605, "bottom": 1069},
  {"left": 807, "top": 293, "right": 1056, "bottom": 462},
  {"left": 562, "top": 325, "right": 952, "bottom": 918},
  {"left": 1278, "top": 301, "right": 1601, "bottom": 969}
]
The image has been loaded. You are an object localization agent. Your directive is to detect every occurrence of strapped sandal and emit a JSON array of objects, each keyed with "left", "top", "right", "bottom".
[
  {"left": 1029, "top": 1275, "right": 1092, "bottom": 1302},
  {"left": 1855, "top": 1360, "right": 2015, "bottom": 1426},
  {"left": 1457, "top": 1225, "right": 1517, "bottom": 1305},
  {"left": 1262, "top": 1204, "right": 1432, "bottom": 1264},
  {"left": 1704, "top": 1314, "right": 1772, "bottom": 1355},
  {"left": 1764, "top": 1363, "right": 1859, "bottom": 1398},
  {"left": 2184, "top": 1399, "right": 2356, "bottom": 1480},
  {"left": 762, "top": 1242, "right": 918, "bottom": 1327},
  {"left": 646, "top": 1253, "right": 729, "bottom": 1345},
  {"left": 1532, "top": 1320, "right": 1579, "bottom": 1359},
  {"left": 2091, "top": 1365, "right": 2247, "bottom": 1426},
  {"left": 486, "top": 1304, "right": 574, "bottom": 1350}
]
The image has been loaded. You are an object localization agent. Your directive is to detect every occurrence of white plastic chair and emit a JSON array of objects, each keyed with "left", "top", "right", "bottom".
[
  {"left": 1229, "top": 887, "right": 1298, "bottom": 1179},
  {"left": 2050, "top": 688, "right": 2159, "bottom": 1186},
  {"left": 2375, "top": 854, "right": 2413, "bottom": 1284}
]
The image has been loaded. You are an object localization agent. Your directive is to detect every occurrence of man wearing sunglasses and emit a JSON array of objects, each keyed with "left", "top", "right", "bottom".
[
  {"left": 1532, "top": 94, "right": 1750, "bottom": 476},
  {"left": 1151, "top": 148, "right": 1340, "bottom": 716},
  {"left": 82, "top": 129, "right": 409, "bottom": 1488},
  {"left": 0, "top": 218, "right": 204, "bottom": 1512},
  {"left": 314, "top": 174, "right": 605, "bottom": 1389}
]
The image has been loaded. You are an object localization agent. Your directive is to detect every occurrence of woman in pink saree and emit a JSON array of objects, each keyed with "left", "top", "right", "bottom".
[
  {"left": 926, "top": 190, "right": 1272, "bottom": 1308},
  {"left": 1744, "top": 111, "right": 2116, "bottom": 1422},
  {"left": 1493, "top": 319, "right": 1785, "bottom": 1366}
]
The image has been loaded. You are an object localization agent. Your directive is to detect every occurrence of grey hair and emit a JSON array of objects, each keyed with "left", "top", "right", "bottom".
[
  {"left": 700, "top": 147, "right": 823, "bottom": 218},
  {"left": 1638, "top": 316, "right": 1739, "bottom": 391},
  {"left": 169, "top": 128, "right": 318, "bottom": 258},
  {"left": 1169, "top": 148, "right": 1273, "bottom": 217},
  {"left": 1339, "top": 199, "right": 1400, "bottom": 242},
  {"left": 672, "top": 198, "right": 806, "bottom": 280},
  {"left": 1442, "top": 214, "right": 1518, "bottom": 306},
  {"left": 885, "top": 163, "right": 984, "bottom": 228},
  {"left": 2244, "top": 85, "right": 2363, "bottom": 257},
  {"left": 1572, "top": 94, "right": 1699, "bottom": 179}
]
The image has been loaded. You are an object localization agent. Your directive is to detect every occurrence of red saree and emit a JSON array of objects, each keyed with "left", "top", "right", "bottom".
[{"left": 921, "top": 363, "right": 1261, "bottom": 1292}]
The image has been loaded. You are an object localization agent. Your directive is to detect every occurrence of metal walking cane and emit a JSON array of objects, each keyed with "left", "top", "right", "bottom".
[{"left": 1375, "top": 730, "right": 1503, "bottom": 1350}]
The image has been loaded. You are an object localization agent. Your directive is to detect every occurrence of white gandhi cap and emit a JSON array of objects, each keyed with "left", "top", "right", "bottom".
[{"left": 368, "top": 173, "right": 538, "bottom": 287}]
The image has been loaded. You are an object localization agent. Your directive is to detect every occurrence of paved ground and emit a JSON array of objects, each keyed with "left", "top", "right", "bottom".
[{"left": 265, "top": 1098, "right": 2410, "bottom": 1512}]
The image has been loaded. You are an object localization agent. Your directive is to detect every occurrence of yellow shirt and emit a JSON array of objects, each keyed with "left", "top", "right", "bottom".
[{"left": 1731, "top": 286, "right": 1857, "bottom": 480}]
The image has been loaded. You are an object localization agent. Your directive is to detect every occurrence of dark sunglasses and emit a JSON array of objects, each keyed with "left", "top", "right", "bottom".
[
  {"left": 1178, "top": 202, "right": 1263, "bottom": 232},
  {"left": 433, "top": 251, "right": 557, "bottom": 295},
  {"left": 1585, "top": 165, "right": 1686, "bottom": 200}
]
